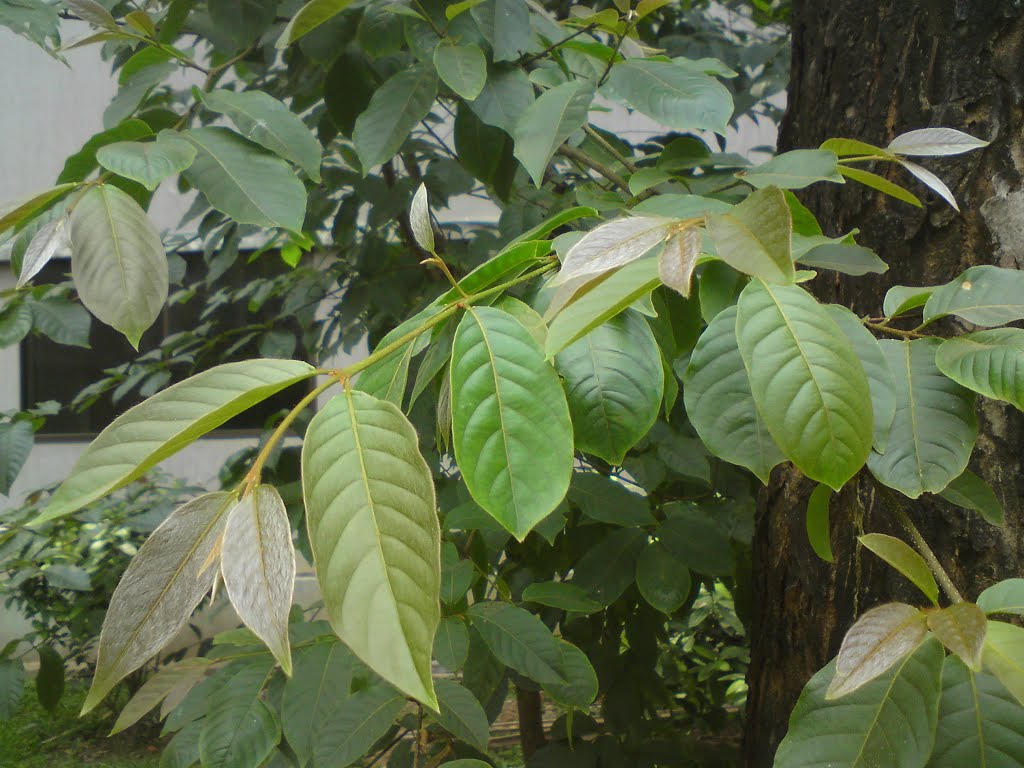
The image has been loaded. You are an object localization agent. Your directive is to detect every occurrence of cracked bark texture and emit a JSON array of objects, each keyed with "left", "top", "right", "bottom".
[{"left": 744, "top": 2, "right": 1024, "bottom": 765}]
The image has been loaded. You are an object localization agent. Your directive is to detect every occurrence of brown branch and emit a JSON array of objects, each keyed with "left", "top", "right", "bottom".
[{"left": 557, "top": 145, "right": 631, "bottom": 195}]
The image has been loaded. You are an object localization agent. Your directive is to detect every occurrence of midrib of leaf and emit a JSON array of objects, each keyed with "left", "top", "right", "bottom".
[
  {"left": 380, "top": 70, "right": 432, "bottom": 155},
  {"left": 542, "top": 85, "right": 585, "bottom": 160},
  {"left": 847, "top": 649, "right": 918, "bottom": 768},
  {"left": 632, "top": 62, "right": 695, "bottom": 100},
  {"left": 728, "top": 214, "right": 782, "bottom": 276},
  {"left": 471, "top": 611, "right": 565, "bottom": 683},
  {"left": 308, "top": 644, "right": 340, "bottom": 744},
  {"left": 104, "top": 494, "right": 233, "bottom": 681},
  {"left": 584, "top": 334, "right": 613, "bottom": 445},
  {"left": 215, "top": 669, "right": 274, "bottom": 766},
  {"left": 188, "top": 132, "right": 277, "bottom": 223},
  {"left": 342, "top": 388, "right": 418, "bottom": 679},
  {"left": 904, "top": 342, "right": 926, "bottom": 491},
  {"left": 762, "top": 284, "right": 836, "bottom": 450},
  {"left": 968, "top": 670, "right": 987, "bottom": 768},
  {"left": 250, "top": 500, "right": 283, "bottom": 639},
  {"left": 99, "top": 188, "right": 129, "bottom": 296},
  {"left": 334, "top": 693, "right": 402, "bottom": 754},
  {"left": 468, "top": 307, "right": 519, "bottom": 528}
]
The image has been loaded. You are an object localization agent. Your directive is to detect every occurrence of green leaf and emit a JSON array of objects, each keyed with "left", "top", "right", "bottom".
[
  {"left": 35, "top": 645, "right": 64, "bottom": 713},
  {"left": 0, "top": 301, "right": 33, "bottom": 348},
  {"left": 521, "top": 582, "right": 602, "bottom": 614},
  {"left": 607, "top": 59, "right": 733, "bottom": 134},
  {"left": 937, "top": 470, "right": 1005, "bottom": 526},
  {"left": 0, "top": 659, "right": 25, "bottom": 720},
  {"left": 858, "top": 533, "right": 939, "bottom": 605},
  {"left": 111, "top": 658, "right": 209, "bottom": 734},
  {"left": 555, "top": 310, "right": 663, "bottom": 464},
  {"left": 568, "top": 472, "right": 653, "bottom": 527},
  {"left": 183, "top": 127, "right": 307, "bottom": 232},
  {"left": 819, "top": 137, "right": 895, "bottom": 158},
  {"left": 936, "top": 328, "right": 1024, "bottom": 410},
  {"left": 927, "top": 603, "right": 987, "bottom": 670},
  {"left": 68, "top": 184, "right": 168, "bottom": 347},
  {"left": 738, "top": 150, "right": 843, "bottom": 190},
  {"left": 357, "top": 307, "right": 443, "bottom": 407},
  {"left": 774, "top": 638, "right": 943, "bottom": 768},
  {"left": 797, "top": 243, "right": 888, "bottom": 276},
  {"left": 636, "top": 542, "right": 691, "bottom": 614},
  {"left": 282, "top": 641, "right": 355, "bottom": 765},
  {"left": 658, "top": 505, "right": 733, "bottom": 576},
  {"left": 467, "top": 602, "right": 567, "bottom": 685},
  {"left": 930, "top": 655, "right": 1024, "bottom": 768},
  {"left": 38, "top": 359, "right": 314, "bottom": 524},
  {"left": 0, "top": 420, "right": 33, "bottom": 497},
  {"left": 543, "top": 639, "right": 598, "bottom": 710},
  {"left": 924, "top": 265, "right": 1024, "bottom": 326},
  {"left": 838, "top": 165, "right": 922, "bottom": 207},
  {"left": 736, "top": 280, "right": 873, "bottom": 490},
  {"left": 553, "top": 215, "right": 674, "bottom": 286},
  {"left": 302, "top": 389, "right": 441, "bottom": 708},
  {"left": 199, "top": 659, "right": 279, "bottom": 768},
  {"left": 451, "top": 306, "right": 574, "bottom": 540},
  {"left": 827, "top": 603, "right": 928, "bottom": 699},
  {"left": 545, "top": 257, "right": 662, "bottom": 357},
  {"left": 220, "top": 485, "right": 295, "bottom": 676},
  {"left": 512, "top": 80, "right": 595, "bottom": 186},
  {"left": 434, "top": 239, "right": 554, "bottom": 305},
  {"left": 82, "top": 493, "right": 235, "bottom": 714},
  {"left": 276, "top": 0, "right": 355, "bottom": 46},
  {"left": 58, "top": 120, "right": 153, "bottom": 184},
  {"left": 199, "top": 90, "right": 322, "bottom": 183},
  {"left": 683, "top": 305, "right": 785, "bottom": 483},
  {"left": 434, "top": 617, "right": 470, "bottom": 670},
  {"left": 24, "top": 294, "right": 91, "bottom": 348},
  {"left": 441, "top": 542, "right": 476, "bottom": 605},
  {"left": 706, "top": 186, "right": 794, "bottom": 284},
  {"left": 0, "top": 183, "right": 76, "bottom": 236},
  {"left": 824, "top": 305, "right": 897, "bottom": 452},
  {"left": 441, "top": 762, "right": 492, "bottom": 768},
  {"left": 471, "top": 0, "right": 532, "bottom": 61},
  {"left": 470, "top": 66, "right": 534, "bottom": 135},
  {"left": 208, "top": 0, "right": 275, "bottom": 46},
  {"left": 433, "top": 679, "right": 490, "bottom": 752},
  {"left": 570, "top": 527, "right": 646, "bottom": 605},
  {"left": 982, "top": 620, "right": 1024, "bottom": 707},
  {"left": 977, "top": 579, "right": 1024, "bottom": 616},
  {"left": 805, "top": 483, "right": 834, "bottom": 563},
  {"left": 698, "top": 260, "right": 744, "bottom": 323},
  {"left": 434, "top": 43, "right": 487, "bottom": 100},
  {"left": 353, "top": 65, "right": 438, "bottom": 170},
  {"left": 96, "top": 134, "right": 196, "bottom": 191},
  {"left": 867, "top": 339, "right": 978, "bottom": 498}
]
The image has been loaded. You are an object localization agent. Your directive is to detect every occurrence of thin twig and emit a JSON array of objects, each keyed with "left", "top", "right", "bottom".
[
  {"left": 891, "top": 504, "right": 964, "bottom": 603},
  {"left": 521, "top": 23, "right": 598, "bottom": 65},
  {"left": 583, "top": 124, "right": 639, "bottom": 174},
  {"left": 557, "top": 145, "right": 631, "bottom": 194},
  {"left": 863, "top": 321, "right": 929, "bottom": 339}
]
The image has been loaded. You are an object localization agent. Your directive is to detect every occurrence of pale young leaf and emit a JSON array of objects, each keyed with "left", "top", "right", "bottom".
[
  {"left": 982, "top": 620, "right": 1024, "bottom": 706},
  {"left": 83, "top": 493, "right": 235, "bottom": 714},
  {"left": 886, "top": 127, "right": 989, "bottom": 157},
  {"left": 18, "top": 216, "right": 69, "bottom": 288},
  {"left": 827, "top": 602, "right": 928, "bottom": 699},
  {"left": 899, "top": 159, "right": 959, "bottom": 211},
  {"left": 927, "top": 603, "right": 987, "bottom": 671},
  {"left": 220, "top": 485, "right": 296, "bottom": 676},
  {"left": 110, "top": 658, "right": 210, "bottom": 734},
  {"left": 553, "top": 215, "right": 674, "bottom": 285},
  {"left": 410, "top": 183, "right": 434, "bottom": 253},
  {"left": 66, "top": 0, "right": 117, "bottom": 29},
  {"left": 658, "top": 225, "right": 701, "bottom": 297}
]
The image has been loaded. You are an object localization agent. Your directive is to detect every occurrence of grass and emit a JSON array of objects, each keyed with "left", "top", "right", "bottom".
[{"left": 0, "top": 679, "right": 161, "bottom": 768}]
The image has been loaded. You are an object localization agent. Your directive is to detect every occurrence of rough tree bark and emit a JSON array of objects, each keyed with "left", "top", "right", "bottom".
[{"left": 744, "top": 2, "right": 1024, "bottom": 764}]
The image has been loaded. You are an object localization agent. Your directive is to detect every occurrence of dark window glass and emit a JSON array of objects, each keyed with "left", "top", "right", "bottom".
[{"left": 22, "top": 255, "right": 309, "bottom": 438}]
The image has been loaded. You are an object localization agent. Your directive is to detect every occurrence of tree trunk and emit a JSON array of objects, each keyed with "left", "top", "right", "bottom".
[
  {"left": 744, "top": 2, "right": 1024, "bottom": 764},
  {"left": 516, "top": 685, "right": 547, "bottom": 759}
]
